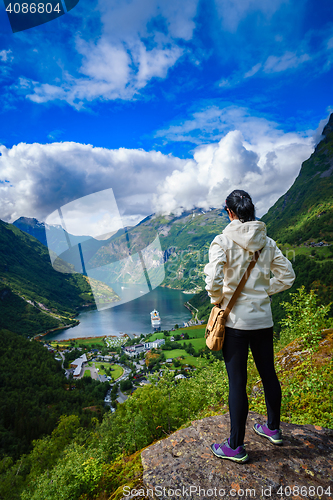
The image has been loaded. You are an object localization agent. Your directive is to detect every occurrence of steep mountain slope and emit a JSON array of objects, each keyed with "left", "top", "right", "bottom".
[
  {"left": 0, "top": 220, "right": 94, "bottom": 337},
  {"left": 159, "top": 208, "right": 229, "bottom": 289},
  {"left": 6, "top": 209, "right": 227, "bottom": 329},
  {"left": 13, "top": 217, "right": 49, "bottom": 247},
  {"left": 13, "top": 209, "right": 229, "bottom": 293},
  {"left": 262, "top": 113, "right": 333, "bottom": 244},
  {"left": 88, "top": 208, "right": 229, "bottom": 291},
  {"left": 192, "top": 115, "right": 333, "bottom": 325},
  {"left": 13, "top": 217, "right": 105, "bottom": 273}
]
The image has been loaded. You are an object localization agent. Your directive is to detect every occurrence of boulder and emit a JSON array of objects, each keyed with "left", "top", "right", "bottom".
[{"left": 141, "top": 411, "right": 333, "bottom": 499}]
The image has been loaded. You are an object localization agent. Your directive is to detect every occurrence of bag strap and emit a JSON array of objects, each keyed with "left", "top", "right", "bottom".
[{"left": 222, "top": 248, "right": 263, "bottom": 320}]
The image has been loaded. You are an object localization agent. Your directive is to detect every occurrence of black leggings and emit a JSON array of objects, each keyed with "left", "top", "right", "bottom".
[{"left": 222, "top": 326, "right": 281, "bottom": 449}]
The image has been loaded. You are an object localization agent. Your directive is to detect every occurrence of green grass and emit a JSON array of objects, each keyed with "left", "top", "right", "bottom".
[
  {"left": 51, "top": 337, "right": 106, "bottom": 350},
  {"left": 111, "top": 364, "right": 124, "bottom": 381},
  {"left": 177, "top": 326, "right": 206, "bottom": 338},
  {"left": 145, "top": 332, "right": 164, "bottom": 342},
  {"left": 180, "top": 337, "right": 206, "bottom": 350},
  {"left": 146, "top": 325, "right": 206, "bottom": 342},
  {"left": 84, "top": 370, "right": 91, "bottom": 377},
  {"left": 180, "top": 355, "right": 208, "bottom": 367},
  {"left": 75, "top": 338, "right": 105, "bottom": 348},
  {"left": 94, "top": 362, "right": 108, "bottom": 375},
  {"left": 88, "top": 362, "right": 124, "bottom": 380},
  {"left": 49, "top": 341, "right": 69, "bottom": 349},
  {"left": 278, "top": 243, "right": 333, "bottom": 262},
  {"left": 164, "top": 348, "right": 187, "bottom": 358},
  {"left": 147, "top": 327, "right": 206, "bottom": 367},
  {"left": 163, "top": 348, "right": 208, "bottom": 368}
]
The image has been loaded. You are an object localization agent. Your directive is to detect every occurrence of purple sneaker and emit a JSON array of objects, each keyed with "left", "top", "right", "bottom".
[
  {"left": 253, "top": 423, "right": 283, "bottom": 445},
  {"left": 210, "top": 439, "right": 249, "bottom": 463}
]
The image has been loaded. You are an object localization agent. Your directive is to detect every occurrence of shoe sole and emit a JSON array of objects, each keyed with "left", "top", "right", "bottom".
[
  {"left": 253, "top": 425, "right": 283, "bottom": 445},
  {"left": 210, "top": 444, "right": 249, "bottom": 463}
]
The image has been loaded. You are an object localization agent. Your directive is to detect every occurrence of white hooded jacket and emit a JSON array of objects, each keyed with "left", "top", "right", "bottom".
[{"left": 204, "top": 220, "right": 296, "bottom": 330}]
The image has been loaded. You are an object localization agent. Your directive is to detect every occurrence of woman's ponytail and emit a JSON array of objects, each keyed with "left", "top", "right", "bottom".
[{"left": 225, "top": 190, "right": 255, "bottom": 222}]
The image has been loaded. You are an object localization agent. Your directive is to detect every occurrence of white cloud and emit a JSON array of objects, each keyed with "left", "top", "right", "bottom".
[
  {"left": 240, "top": 51, "right": 311, "bottom": 83},
  {"left": 0, "top": 142, "right": 186, "bottom": 224},
  {"left": 244, "top": 63, "right": 262, "bottom": 78},
  {"left": 23, "top": 0, "right": 197, "bottom": 107},
  {"left": 214, "top": 0, "right": 287, "bottom": 32},
  {"left": 78, "top": 40, "right": 132, "bottom": 90},
  {"left": 155, "top": 105, "right": 282, "bottom": 144},
  {"left": 312, "top": 110, "right": 333, "bottom": 145},
  {"left": 7, "top": 0, "right": 329, "bottom": 107},
  {"left": 133, "top": 42, "right": 183, "bottom": 85},
  {"left": 264, "top": 51, "right": 310, "bottom": 73},
  {"left": 1, "top": 113, "right": 327, "bottom": 225},
  {"left": 153, "top": 107, "right": 318, "bottom": 216},
  {"left": 98, "top": 0, "right": 198, "bottom": 41},
  {"left": 152, "top": 130, "right": 261, "bottom": 213},
  {"left": 0, "top": 50, "right": 14, "bottom": 79},
  {"left": 0, "top": 50, "right": 13, "bottom": 62},
  {"left": 47, "top": 129, "right": 65, "bottom": 141},
  {"left": 25, "top": 40, "right": 183, "bottom": 107},
  {"left": 218, "top": 49, "right": 309, "bottom": 87}
]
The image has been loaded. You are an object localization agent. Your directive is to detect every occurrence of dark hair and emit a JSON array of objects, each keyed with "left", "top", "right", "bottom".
[{"left": 225, "top": 190, "right": 255, "bottom": 223}]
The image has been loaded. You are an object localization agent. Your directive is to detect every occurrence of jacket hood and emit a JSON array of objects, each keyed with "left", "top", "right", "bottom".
[{"left": 223, "top": 220, "right": 267, "bottom": 252}]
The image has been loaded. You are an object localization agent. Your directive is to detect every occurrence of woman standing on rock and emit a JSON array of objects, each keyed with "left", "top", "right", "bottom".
[{"left": 204, "top": 189, "right": 295, "bottom": 463}]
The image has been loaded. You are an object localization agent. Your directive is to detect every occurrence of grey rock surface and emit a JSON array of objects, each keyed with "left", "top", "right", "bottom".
[{"left": 141, "top": 411, "right": 333, "bottom": 500}]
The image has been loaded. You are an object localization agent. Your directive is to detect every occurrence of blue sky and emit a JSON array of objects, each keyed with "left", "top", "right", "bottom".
[{"left": 0, "top": 0, "right": 332, "bottom": 228}]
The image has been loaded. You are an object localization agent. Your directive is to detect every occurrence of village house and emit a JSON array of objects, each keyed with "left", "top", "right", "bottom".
[
  {"left": 123, "top": 339, "right": 165, "bottom": 357},
  {"left": 144, "top": 339, "right": 165, "bottom": 349},
  {"left": 70, "top": 354, "right": 87, "bottom": 377}
]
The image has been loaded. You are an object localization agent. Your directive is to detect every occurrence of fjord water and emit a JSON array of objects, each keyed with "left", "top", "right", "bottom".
[{"left": 45, "top": 287, "right": 194, "bottom": 341}]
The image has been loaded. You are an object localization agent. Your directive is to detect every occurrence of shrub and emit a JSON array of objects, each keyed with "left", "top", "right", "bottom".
[{"left": 279, "top": 286, "right": 331, "bottom": 351}]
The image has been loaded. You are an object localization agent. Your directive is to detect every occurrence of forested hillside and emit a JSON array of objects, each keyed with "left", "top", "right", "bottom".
[
  {"left": 1, "top": 114, "right": 332, "bottom": 499},
  {"left": 0, "top": 330, "right": 109, "bottom": 461},
  {"left": 1, "top": 292, "right": 332, "bottom": 500},
  {"left": 93, "top": 208, "right": 226, "bottom": 292},
  {"left": 14, "top": 208, "right": 229, "bottom": 293},
  {"left": 0, "top": 220, "right": 94, "bottom": 337},
  {"left": 260, "top": 113, "right": 333, "bottom": 327},
  {"left": 262, "top": 113, "right": 333, "bottom": 245},
  {"left": 192, "top": 115, "right": 333, "bottom": 327}
]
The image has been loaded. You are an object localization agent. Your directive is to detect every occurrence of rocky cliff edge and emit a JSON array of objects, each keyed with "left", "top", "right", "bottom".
[{"left": 141, "top": 411, "right": 333, "bottom": 500}]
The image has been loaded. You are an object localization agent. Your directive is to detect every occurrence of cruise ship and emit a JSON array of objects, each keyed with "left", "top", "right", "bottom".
[{"left": 150, "top": 309, "right": 161, "bottom": 330}]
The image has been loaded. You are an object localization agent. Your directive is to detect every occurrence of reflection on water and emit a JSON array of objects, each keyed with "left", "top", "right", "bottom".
[{"left": 45, "top": 287, "right": 194, "bottom": 341}]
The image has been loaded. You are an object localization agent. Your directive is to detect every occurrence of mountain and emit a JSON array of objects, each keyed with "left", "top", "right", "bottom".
[
  {"left": 0, "top": 220, "right": 96, "bottom": 337},
  {"left": 13, "top": 217, "right": 48, "bottom": 246},
  {"left": 11, "top": 114, "right": 333, "bottom": 330},
  {"left": 14, "top": 209, "right": 229, "bottom": 293},
  {"left": 192, "top": 115, "right": 333, "bottom": 325},
  {"left": 7, "top": 208, "right": 228, "bottom": 321},
  {"left": 87, "top": 207, "right": 229, "bottom": 292},
  {"left": 12, "top": 217, "right": 103, "bottom": 272},
  {"left": 262, "top": 113, "right": 333, "bottom": 245}
]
